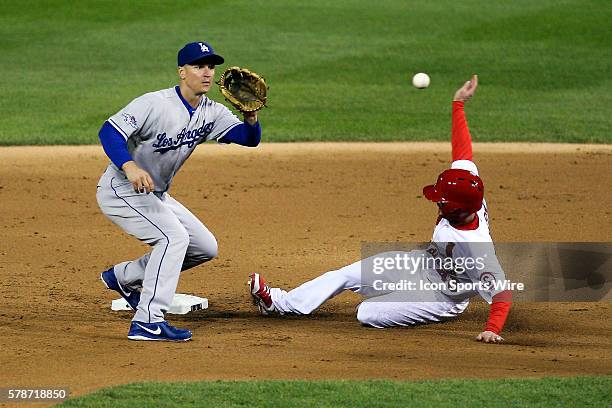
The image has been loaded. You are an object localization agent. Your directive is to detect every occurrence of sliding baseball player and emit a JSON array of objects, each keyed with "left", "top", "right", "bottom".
[{"left": 249, "top": 75, "right": 512, "bottom": 343}]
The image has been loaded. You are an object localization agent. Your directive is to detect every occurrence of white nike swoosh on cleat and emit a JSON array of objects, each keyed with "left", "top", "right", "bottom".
[
  {"left": 135, "top": 323, "right": 161, "bottom": 335},
  {"left": 117, "top": 282, "right": 131, "bottom": 297}
]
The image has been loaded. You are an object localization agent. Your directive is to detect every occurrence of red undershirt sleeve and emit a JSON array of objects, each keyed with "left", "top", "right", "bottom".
[
  {"left": 451, "top": 101, "right": 473, "bottom": 161},
  {"left": 484, "top": 290, "right": 512, "bottom": 334}
]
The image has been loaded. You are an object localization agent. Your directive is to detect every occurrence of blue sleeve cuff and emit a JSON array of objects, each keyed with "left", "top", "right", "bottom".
[
  {"left": 99, "top": 121, "right": 133, "bottom": 168},
  {"left": 220, "top": 121, "right": 261, "bottom": 147}
]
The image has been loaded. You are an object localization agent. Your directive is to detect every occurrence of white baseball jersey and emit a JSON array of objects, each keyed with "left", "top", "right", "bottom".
[
  {"left": 424, "top": 160, "right": 506, "bottom": 303},
  {"left": 107, "top": 86, "right": 242, "bottom": 192}
]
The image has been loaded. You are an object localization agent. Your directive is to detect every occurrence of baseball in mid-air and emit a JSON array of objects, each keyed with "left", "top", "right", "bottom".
[{"left": 412, "top": 73, "right": 430, "bottom": 89}]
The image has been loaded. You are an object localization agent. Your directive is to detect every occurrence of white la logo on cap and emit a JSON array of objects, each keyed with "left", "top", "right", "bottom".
[{"left": 199, "top": 42, "right": 209, "bottom": 53}]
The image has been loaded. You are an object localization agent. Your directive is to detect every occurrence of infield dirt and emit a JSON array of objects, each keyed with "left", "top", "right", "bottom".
[{"left": 1, "top": 143, "right": 611, "bottom": 402}]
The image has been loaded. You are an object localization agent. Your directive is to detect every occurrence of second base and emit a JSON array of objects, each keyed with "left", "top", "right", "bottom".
[{"left": 111, "top": 293, "right": 208, "bottom": 314}]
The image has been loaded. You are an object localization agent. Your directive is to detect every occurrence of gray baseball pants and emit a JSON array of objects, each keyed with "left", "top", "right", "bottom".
[{"left": 97, "top": 166, "right": 217, "bottom": 323}]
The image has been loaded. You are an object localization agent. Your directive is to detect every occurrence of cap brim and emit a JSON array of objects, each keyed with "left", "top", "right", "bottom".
[
  {"left": 184, "top": 54, "right": 225, "bottom": 66},
  {"left": 423, "top": 185, "right": 442, "bottom": 202}
]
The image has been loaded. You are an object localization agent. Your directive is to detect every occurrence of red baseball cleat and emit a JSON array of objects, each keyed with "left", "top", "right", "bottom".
[{"left": 248, "top": 273, "right": 277, "bottom": 316}]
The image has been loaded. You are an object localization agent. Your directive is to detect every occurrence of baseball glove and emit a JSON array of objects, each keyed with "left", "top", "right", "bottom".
[{"left": 216, "top": 66, "right": 268, "bottom": 112}]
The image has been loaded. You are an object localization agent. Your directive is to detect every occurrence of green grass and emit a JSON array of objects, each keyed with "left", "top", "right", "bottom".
[
  {"left": 1, "top": 0, "right": 610, "bottom": 144},
  {"left": 58, "top": 377, "right": 611, "bottom": 407}
]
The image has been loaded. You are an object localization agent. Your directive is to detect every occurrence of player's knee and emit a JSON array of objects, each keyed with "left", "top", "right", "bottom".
[
  {"left": 191, "top": 238, "right": 218, "bottom": 266},
  {"left": 356, "top": 303, "right": 374, "bottom": 325},
  {"left": 204, "top": 236, "right": 218, "bottom": 259},
  {"left": 198, "top": 234, "right": 219, "bottom": 258},
  {"left": 191, "top": 228, "right": 218, "bottom": 260},
  {"left": 356, "top": 303, "right": 383, "bottom": 328}
]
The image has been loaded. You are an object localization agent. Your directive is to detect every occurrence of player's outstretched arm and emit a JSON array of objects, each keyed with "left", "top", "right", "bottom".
[
  {"left": 476, "top": 290, "right": 512, "bottom": 344},
  {"left": 451, "top": 75, "right": 478, "bottom": 162}
]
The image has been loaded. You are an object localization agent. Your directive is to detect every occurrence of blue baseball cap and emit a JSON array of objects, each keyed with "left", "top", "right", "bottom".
[{"left": 177, "top": 42, "right": 224, "bottom": 66}]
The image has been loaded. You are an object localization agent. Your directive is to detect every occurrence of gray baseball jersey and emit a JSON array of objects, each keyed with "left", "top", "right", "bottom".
[{"left": 107, "top": 86, "right": 242, "bottom": 192}]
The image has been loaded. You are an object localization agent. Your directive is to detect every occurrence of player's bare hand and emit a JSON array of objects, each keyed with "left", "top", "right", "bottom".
[
  {"left": 453, "top": 74, "right": 478, "bottom": 102},
  {"left": 122, "top": 161, "right": 155, "bottom": 194},
  {"left": 243, "top": 111, "right": 258, "bottom": 126},
  {"left": 476, "top": 330, "right": 504, "bottom": 343}
]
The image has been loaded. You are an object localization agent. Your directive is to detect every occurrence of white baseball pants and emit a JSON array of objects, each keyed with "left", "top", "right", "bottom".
[{"left": 270, "top": 252, "right": 469, "bottom": 328}]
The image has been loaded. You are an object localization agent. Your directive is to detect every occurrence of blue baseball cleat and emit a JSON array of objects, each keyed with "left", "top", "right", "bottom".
[
  {"left": 100, "top": 267, "right": 141, "bottom": 310},
  {"left": 127, "top": 321, "right": 192, "bottom": 342}
]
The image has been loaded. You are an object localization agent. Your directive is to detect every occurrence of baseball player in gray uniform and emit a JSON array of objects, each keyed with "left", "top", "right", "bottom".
[{"left": 97, "top": 41, "right": 262, "bottom": 341}]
